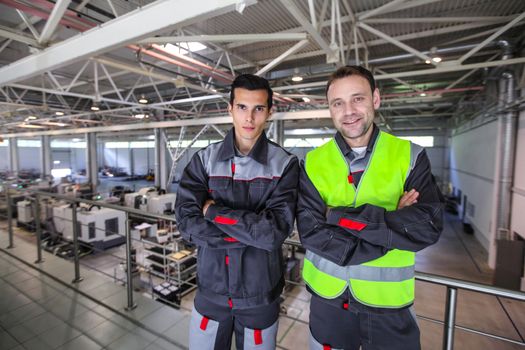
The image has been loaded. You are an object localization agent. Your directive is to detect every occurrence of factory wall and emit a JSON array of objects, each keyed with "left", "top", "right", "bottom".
[
  {"left": 0, "top": 142, "right": 8, "bottom": 171},
  {"left": 511, "top": 102, "right": 525, "bottom": 241},
  {"left": 449, "top": 120, "right": 497, "bottom": 251}
]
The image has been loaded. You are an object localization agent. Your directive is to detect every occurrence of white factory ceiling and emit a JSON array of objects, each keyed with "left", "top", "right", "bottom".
[{"left": 0, "top": 0, "right": 524, "bottom": 138}]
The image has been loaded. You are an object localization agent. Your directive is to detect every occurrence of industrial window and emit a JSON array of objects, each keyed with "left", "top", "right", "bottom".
[
  {"left": 88, "top": 222, "right": 96, "bottom": 239},
  {"left": 105, "top": 141, "right": 129, "bottom": 148},
  {"left": 284, "top": 138, "right": 331, "bottom": 148},
  {"left": 398, "top": 136, "right": 434, "bottom": 147},
  {"left": 105, "top": 218, "right": 119, "bottom": 237},
  {"left": 0, "top": 140, "right": 8, "bottom": 147},
  {"left": 51, "top": 140, "right": 86, "bottom": 148},
  {"left": 17, "top": 139, "right": 41, "bottom": 147}
]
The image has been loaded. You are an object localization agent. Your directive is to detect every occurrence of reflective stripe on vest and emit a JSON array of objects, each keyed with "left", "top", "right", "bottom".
[
  {"left": 306, "top": 250, "right": 415, "bottom": 282},
  {"left": 302, "top": 131, "right": 415, "bottom": 308}
]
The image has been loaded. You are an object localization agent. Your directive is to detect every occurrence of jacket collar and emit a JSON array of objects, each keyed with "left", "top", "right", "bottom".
[
  {"left": 334, "top": 124, "right": 379, "bottom": 157},
  {"left": 218, "top": 127, "right": 268, "bottom": 165}
]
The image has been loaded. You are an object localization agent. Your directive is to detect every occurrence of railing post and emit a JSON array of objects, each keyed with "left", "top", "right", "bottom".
[
  {"left": 124, "top": 212, "right": 137, "bottom": 310},
  {"left": 443, "top": 287, "right": 458, "bottom": 350},
  {"left": 71, "top": 202, "right": 83, "bottom": 283},
  {"left": 6, "top": 189, "right": 14, "bottom": 248},
  {"left": 33, "top": 194, "right": 44, "bottom": 263}
]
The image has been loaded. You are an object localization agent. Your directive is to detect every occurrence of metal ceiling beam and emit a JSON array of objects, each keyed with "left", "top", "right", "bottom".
[
  {"left": 280, "top": 0, "right": 336, "bottom": 61},
  {"left": 16, "top": 10, "right": 40, "bottom": 40},
  {"left": 357, "top": 22, "right": 434, "bottom": 64},
  {"left": 256, "top": 39, "right": 310, "bottom": 76},
  {"left": 0, "top": 25, "right": 40, "bottom": 47},
  {"left": 0, "top": 109, "right": 332, "bottom": 138},
  {"left": 93, "top": 57, "right": 225, "bottom": 97},
  {"left": 363, "top": 16, "right": 514, "bottom": 23},
  {"left": 272, "top": 57, "right": 525, "bottom": 91},
  {"left": 358, "top": 0, "right": 406, "bottom": 21},
  {"left": 458, "top": 11, "right": 525, "bottom": 63},
  {"left": 234, "top": 21, "right": 513, "bottom": 70},
  {"left": 139, "top": 33, "right": 308, "bottom": 44},
  {"left": 0, "top": 0, "right": 255, "bottom": 86},
  {"left": 38, "top": 0, "right": 72, "bottom": 45}
]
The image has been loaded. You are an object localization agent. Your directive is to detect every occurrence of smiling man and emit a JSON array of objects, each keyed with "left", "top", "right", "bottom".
[
  {"left": 175, "top": 74, "right": 299, "bottom": 350},
  {"left": 297, "top": 66, "right": 444, "bottom": 350}
]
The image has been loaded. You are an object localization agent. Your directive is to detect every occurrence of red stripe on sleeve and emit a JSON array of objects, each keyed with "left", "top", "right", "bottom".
[
  {"left": 200, "top": 316, "right": 209, "bottom": 330},
  {"left": 254, "top": 329, "right": 262, "bottom": 345},
  {"left": 214, "top": 216, "right": 238, "bottom": 225},
  {"left": 338, "top": 218, "right": 367, "bottom": 231},
  {"left": 223, "top": 237, "right": 239, "bottom": 242}
]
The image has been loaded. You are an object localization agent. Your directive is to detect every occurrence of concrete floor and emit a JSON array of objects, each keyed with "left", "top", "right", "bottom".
[{"left": 1, "top": 214, "right": 524, "bottom": 349}]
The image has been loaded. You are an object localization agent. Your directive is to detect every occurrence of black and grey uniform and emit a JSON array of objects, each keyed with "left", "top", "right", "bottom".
[
  {"left": 297, "top": 125, "right": 444, "bottom": 350},
  {"left": 175, "top": 128, "right": 299, "bottom": 350}
]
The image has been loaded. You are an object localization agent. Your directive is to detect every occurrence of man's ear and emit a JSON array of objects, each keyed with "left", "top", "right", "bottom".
[
  {"left": 373, "top": 88, "right": 381, "bottom": 110},
  {"left": 228, "top": 103, "right": 233, "bottom": 114}
]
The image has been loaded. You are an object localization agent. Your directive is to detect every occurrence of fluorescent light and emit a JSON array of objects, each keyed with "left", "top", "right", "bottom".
[
  {"left": 133, "top": 114, "right": 148, "bottom": 119},
  {"left": 17, "top": 123, "right": 46, "bottom": 129},
  {"left": 302, "top": 97, "right": 311, "bottom": 103},
  {"left": 292, "top": 75, "right": 303, "bottom": 82},
  {"left": 420, "top": 93, "right": 427, "bottom": 97},
  {"left": 53, "top": 160, "right": 60, "bottom": 164},
  {"left": 39, "top": 121, "right": 68, "bottom": 127},
  {"left": 91, "top": 105, "right": 100, "bottom": 111},
  {"left": 432, "top": 56, "right": 442, "bottom": 63},
  {"left": 425, "top": 59, "right": 431, "bottom": 64},
  {"left": 163, "top": 42, "right": 207, "bottom": 56},
  {"left": 26, "top": 116, "right": 37, "bottom": 120},
  {"left": 55, "top": 111, "right": 64, "bottom": 116},
  {"left": 138, "top": 95, "right": 148, "bottom": 104}
]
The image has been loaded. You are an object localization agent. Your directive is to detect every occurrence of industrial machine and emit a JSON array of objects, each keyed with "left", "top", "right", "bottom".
[
  {"left": 53, "top": 204, "right": 126, "bottom": 251},
  {"left": 124, "top": 187, "right": 176, "bottom": 215},
  {"left": 16, "top": 200, "right": 34, "bottom": 229}
]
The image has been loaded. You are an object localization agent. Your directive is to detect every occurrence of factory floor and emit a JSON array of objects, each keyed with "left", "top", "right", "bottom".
[{"left": 1, "top": 215, "right": 524, "bottom": 350}]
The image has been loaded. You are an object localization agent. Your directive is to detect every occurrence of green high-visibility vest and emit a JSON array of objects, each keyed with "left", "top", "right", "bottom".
[{"left": 302, "top": 131, "right": 416, "bottom": 308}]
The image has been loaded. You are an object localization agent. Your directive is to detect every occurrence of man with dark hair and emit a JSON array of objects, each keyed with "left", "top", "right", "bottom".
[
  {"left": 176, "top": 74, "right": 299, "bottom": 350},
  {"left": 297, "top": 65, "right": 444, "bottom": 350}
]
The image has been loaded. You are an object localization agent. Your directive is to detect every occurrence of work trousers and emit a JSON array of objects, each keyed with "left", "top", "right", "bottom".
[
  {"left": 308, "top": 293, "right": 420, "bottom": 350},
  {"left": 189, "top": 291, "right": 280, "bottom": 350}
]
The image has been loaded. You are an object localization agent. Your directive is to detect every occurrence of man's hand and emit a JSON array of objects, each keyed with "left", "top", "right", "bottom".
[
  {"left": 202, "top": 199, "right": 215, "bottom": 216},
  {"left": 398, "top": 189, "right": 419, "bottom": 209}
]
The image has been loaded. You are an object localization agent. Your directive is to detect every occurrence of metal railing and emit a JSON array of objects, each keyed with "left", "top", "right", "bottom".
[{"left": 1, "top": 188, "right": 525, "bottom": 349}]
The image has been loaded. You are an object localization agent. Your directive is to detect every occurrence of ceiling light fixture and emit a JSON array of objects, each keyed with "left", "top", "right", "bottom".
[
  {"left": 91, "top": 104, "right": 100, "bottom": 111},
  {"left": 133, "top": 113, "right": 149, "bottom": 119},
  {"left": 292, "top": 75, "right": 303, "bottom": 82},
  {"left": 425, "top": 46, "right": 442, "bottom": 64},
  {"left": 302, "top": 97, "right": 311, "bottom": 103},
  {"left": 55, "top": 111, "right": 64, "bottom": 116},
  {"left": 138, "top": 95, "right": 148, "bottom": 104},
  {"left": 39, "top": 121, "right": 68, "bottom": 127},
  {"left": 420, "top": 93, "right": 427, "bottom": 97},
  {"left": 17, "top": 123, "right": 46, "bottom": 129}
]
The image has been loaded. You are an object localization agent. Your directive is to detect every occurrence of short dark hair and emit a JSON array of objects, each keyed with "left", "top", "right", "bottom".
[
  {"left": 326, "top": 65, "right": 376, "bottom": 96},
  {"left": 230, "top": 74, "right": 273, "bottom": 109}
]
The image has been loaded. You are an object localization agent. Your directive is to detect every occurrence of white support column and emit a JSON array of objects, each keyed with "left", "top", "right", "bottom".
[
  {"left": 154, "top": 128, "right": 168, "bottom": 191},
  {"left": 40, "top": 135, "right": 52, "bottom": 178},
  {"left": 85, "top": 133, "right": 98, "bottom": 186},
  {"left": 8, "top": 138, "right": 19, "bottom": 176},
  {"left": 273, "top": 120, "right": 285, "bottom": 146}
]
